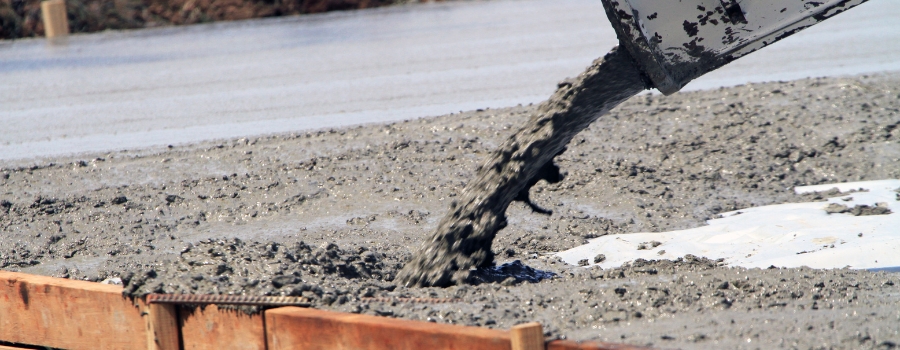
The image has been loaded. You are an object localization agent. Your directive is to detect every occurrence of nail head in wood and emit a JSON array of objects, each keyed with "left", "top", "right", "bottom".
[{"left": 511, "top": 322, "right": 545, "bottom": 350}]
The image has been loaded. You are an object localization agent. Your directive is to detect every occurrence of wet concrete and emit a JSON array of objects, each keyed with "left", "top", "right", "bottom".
[
  {"left": 2, "top": 72, "right": 899, "bottom": 349},
  {"left": 1, "top": 0, "right": 899, "bottom": 161},
  {"left": 397, "top": 45, "right": 648, "bottom": 287}
]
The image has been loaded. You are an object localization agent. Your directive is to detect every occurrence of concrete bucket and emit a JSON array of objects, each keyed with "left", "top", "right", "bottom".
[{"left": 601, "top": 0, "right": 870, "bottom": 94}]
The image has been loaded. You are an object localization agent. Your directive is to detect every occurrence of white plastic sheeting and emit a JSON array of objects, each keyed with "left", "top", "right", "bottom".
[{"left": 556, "top": 179, "right": 900, "bottom": 270}]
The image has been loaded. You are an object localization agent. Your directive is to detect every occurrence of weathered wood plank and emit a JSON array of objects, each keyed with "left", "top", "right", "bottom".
[
  {"left": 180, "top": 305, "right": 266, "bottom": 350},
  {"left": 147, "top": 303, "right": 180, "bottom": 350},
  {"left": 266, "top": 307, "right": 511, "bottom": 350},
  {"left": 511, "top": 322, "right": 545, "bottom": 350},
  {"left": 0, "top": 271, "right": 148, "bottom": 350}
]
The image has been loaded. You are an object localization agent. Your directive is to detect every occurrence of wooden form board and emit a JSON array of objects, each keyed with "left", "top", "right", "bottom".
[
  {"left": 148, "top": 303, "right": 181, "bottom": 350},
  {"left": 266, "top": 306, "right": 513, "bottom": 350},
  {"left": 511, "top": 322, "right": 545, "bottom": 350},
  {"left": 0, "top": 271, "right": 657, "bottom": 350},
  {"left": 180, "top": 305, "right": 265, "bottom": 350},
  {"left": 0, "top": 271, "right": 149, "bottom": 350}
]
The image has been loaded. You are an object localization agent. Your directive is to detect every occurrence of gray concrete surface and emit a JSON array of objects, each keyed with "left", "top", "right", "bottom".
[
  {"left": 1, "top": 0, "right": 897, "bottom": 162},
  {"left": 4, "top": 73, "right": 900, "bottom": 349}
]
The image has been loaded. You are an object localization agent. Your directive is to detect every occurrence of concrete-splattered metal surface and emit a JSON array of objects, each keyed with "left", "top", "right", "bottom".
[{"left": 603, "top": 0, "right": 869, "bottom": 94}]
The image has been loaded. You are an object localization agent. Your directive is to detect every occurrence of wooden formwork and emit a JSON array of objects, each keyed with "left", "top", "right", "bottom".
[
  {"left": 0, "top": 271, "right": 653, "bottom": 350},
  {"left": 0, "top": 271, "right": 148, "bottom": 349}
]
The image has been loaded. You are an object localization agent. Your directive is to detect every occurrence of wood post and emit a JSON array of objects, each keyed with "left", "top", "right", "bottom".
[
  {"left": 511, "top": 322, "right": 545, "bottom": 350},
  {"left": 40, "top": 0, "right": 69, "bottom": 38},
  {"left": 147, "top": 303, "right": 181, "bottom": 350}
]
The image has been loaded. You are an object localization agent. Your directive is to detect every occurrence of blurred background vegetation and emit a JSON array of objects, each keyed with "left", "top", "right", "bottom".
[{"left": 0, "top": 0, "right": 424, "bottom": 39}]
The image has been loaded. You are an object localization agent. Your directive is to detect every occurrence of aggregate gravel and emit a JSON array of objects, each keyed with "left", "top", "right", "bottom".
[{"left": 2, "top": 72, "right": 899, "bottom": 349}]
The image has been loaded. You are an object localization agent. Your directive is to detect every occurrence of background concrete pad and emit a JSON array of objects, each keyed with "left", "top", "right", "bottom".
[{"left": 1, "top": 0, "right": 898, "bottom": 161}]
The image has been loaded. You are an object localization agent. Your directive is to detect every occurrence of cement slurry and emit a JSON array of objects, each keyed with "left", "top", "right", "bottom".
[
  {"left": 2, "top": 73, "right": 898, "bottom": 349},
  {"left": 397, "top": 46, "right": 648, "bottom": 287},
  {"left": 1, "top": 0, "right": 899, "bottom": 162}
]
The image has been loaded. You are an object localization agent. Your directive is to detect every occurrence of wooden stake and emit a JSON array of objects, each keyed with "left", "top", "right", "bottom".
[
  {"left": 147, "top": 303, "right": 181, "bottom": 350},
  {"left": 511, "top": 322, "right": 545, "bottom": 350},
  {"left": 40, "top": 0, "right": 69, "bottom": 38}
]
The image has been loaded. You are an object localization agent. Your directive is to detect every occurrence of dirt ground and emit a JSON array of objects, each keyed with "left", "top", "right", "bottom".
[{"left": 1, "top": 72, "right": 899, "bottom": 349}]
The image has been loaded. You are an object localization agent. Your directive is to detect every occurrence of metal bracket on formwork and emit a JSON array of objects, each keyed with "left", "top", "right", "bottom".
[
  {"left": 147, "top": 294, "right": 311, "bottom": 307},
  {"left": 360, "top": 297, "right": 462, "bottom": 304}
]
